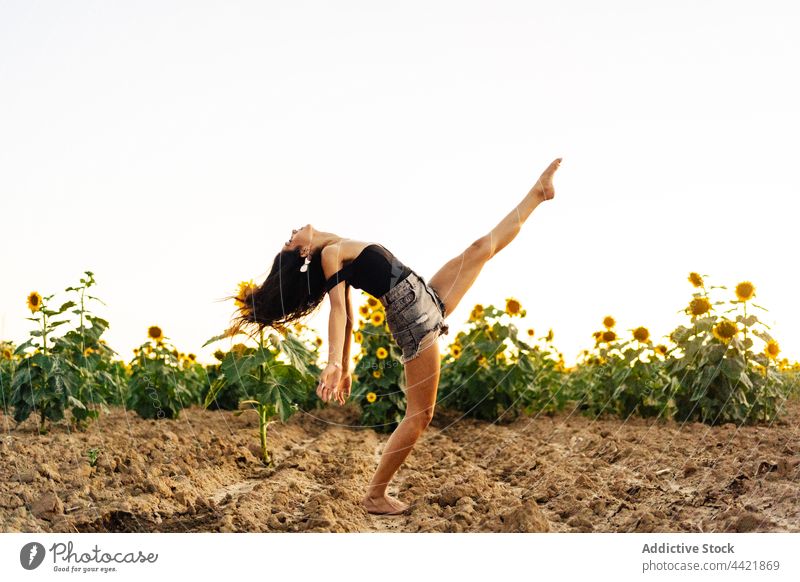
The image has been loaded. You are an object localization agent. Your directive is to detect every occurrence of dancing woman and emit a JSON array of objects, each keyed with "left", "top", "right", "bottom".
[{"left": 227, "top": 158, "right": 562, "bottom": 515}]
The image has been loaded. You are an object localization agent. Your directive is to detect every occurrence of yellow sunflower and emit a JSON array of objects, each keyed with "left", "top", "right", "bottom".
[
  {"left": 354, "top": 331, "right": 363, "bottom": 343},
  {"left": 314, "top": 337, "right": 323, "bottom": 347},
  {"left": 688, "top": 272, "right": 704, "bottom": 288},
  {"left": 476, "top": 354, "right": 488, "bottom": 368},
  {"left": 495, "top": 352, "right": 506, "bottom": 363},
  {"left": 688, "top": 296, "right": 712, "bottom": 316},
  {"left": 603, "top": 316, "right": 615, "bottom": 329},
  {"left": 2, "top": 347, "right": 12, "bottom": 359},
  {"left": 366, "top": 392, "right": 377, "bottom": 403},
  {"left": 359, "top": 305, "right": 370, "bottom": 317},
  {"left": 602, "top": 330, "right": 617, "bottom": 342},
  {"left": 148, "top": 326, "right": 163, "bottom": 341},
  {"left": 450, "top": 344, "right": 462, "bottom": 358},
  {"left": 83, "top": 347, "right": 94, "bottom": 356},
  {"left": 764, "top": 340, "right": 780, "bottom": 360},
  {"left": 232, "top": 343, "right": 248, "bottom": 356},
  {"left": 469, "top": 304, "right": 485, "bottom": 322},
  {"left": 213, "top": 349, "right": 225, "bottom": 361},
  {"left": 371, "top": 311, "right": 385, "bottom": 326},
  {"left": 505, "top": 298, "right": 522, "bottom": 316},
  {"left": 527, "top": 328, "right": 535, "bottom": 337},
  {"left": 712, "top": 320, "right": 738, "bottom": 343},
  {"left": 367, "top": 297, "right": 379, "bottom": 308},
  {"left": 735, "top": 281, "right": 755, "bottom": 302},
  {"left": 372, "top": 369, "right": 382, "bottom": 378},
  {"left": 234, "top": 280, "right": 257, "bottom": 309},
  {"left": 27, "top": 291, "right": 42, "bottom": 313},
  {"left": 376, "top": 347, "right": 388, "bottom": 359},
  {"left": 654, "top": 344, "right": 668, "bottom": 356},
  {"left": 632, "top": 326, "right": 650, "bottom": 343},
  {"left": 188, "top": 353, "right": 196, "bottom": 361}
]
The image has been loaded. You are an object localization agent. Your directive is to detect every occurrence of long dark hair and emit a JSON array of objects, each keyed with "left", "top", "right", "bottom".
[{"left": 221, "top": 247, "right": 328, "bottom": 340}]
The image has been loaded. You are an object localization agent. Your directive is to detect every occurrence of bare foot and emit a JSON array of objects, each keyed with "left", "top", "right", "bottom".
[
  {"left": 531, "top": 157, "right": 562, "bottom": 202},
  {"left": 361, "top": 493, "right": 410, "bottom": 515}
]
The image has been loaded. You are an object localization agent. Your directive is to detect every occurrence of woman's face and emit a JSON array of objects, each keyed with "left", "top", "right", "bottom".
[{"left": 284, "top": 223, "right": 313, "bottom": 253}]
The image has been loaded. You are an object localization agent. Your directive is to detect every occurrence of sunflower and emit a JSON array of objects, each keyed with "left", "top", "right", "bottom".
[
  {"left": 654, "top": 344, "right": 668, "bottom": 356},
  {"left": 735, "top": 281, "right": 755, "bottom": 302},
  {"left": 495, "top": 352, "right": 506, "bottom": 363},
  {"left": 376, "top": 347, "right": 388, "bottom": 359},
  {"left": 450, "top": 344, "right": 462, "bottom": 358},
  {"left": 133, "top": 348, "right": 140, "bottom": 355},
  {"left": 232, "top": 343, "right": 248, "bottom": 356},
  {"left": 688, "top": 296, "right": 712, "bottom": 316},
  {"left": 367, "top": 297, "right": 379, "bottom": 308},
  {"left": 372, "top": 369, "right": 382, "bottom": 379},
  {"left": 712, "top": 320, "right": 738, "bottom": 343},
  {"left": 188, "top": 353, "right": 196, "bottom": 361},
  {"left": 314, "top": 337, "right": 323, "bottom": 347},
  {"left": 84, "top": 347, "right": 94, "bottom": 356},
  {"left": 764, "top": 340, "right": 780, "bottom": 360},
  {"left": 27, "top": 291, "right": 42, "bottom": 313},
  {"left": 546, "top": 329, "right": 554, "bottom": 342},
  {"left": 688, "top": 272, "right": 704, "bottom": 288},
  {"left": 527, "top": 328, "right": 535, "bottom": 337},
  {"left": 354, "top": 331, "right": 363, "bottom": 343},
  {"left": 505, "top": 298, "right": 522, "bottom": 316},
  {"left": 148, "top": 326, "right": 163, "bottom": 341},
  {"left": 366, "top": 392, "right": 377, "bottom": 403},
  {"left": 234, "top": 280, "right": 257, "bottom": 309},
  {"left": 476, "top": 354, "right": 489, "bottom": 368},
  {"left": 359, "top": 305, "right": 370, "bottom": 317},
  {"left": 213, "top": 349, "right": 225, "bottom": 361},
  {"left": 602, "top": 330, "right": 617, "bottom": 342},
  {"left": 370, "top": 311, "right": 385, "bottom": 326},
  {"left": 469, "top": 304, "right": 485, "bottom": 322},
  {"left": 603, "top": 316, "right": 615, "bottom": 329},
  {"left": 2, "top": 347, "right": 12, "bottom": 359},
  {"left": 632, "top": 326, "right": 650, "bottom": 343}
]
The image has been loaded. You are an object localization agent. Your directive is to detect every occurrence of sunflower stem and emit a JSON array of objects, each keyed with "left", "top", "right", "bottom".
[{"left": 743, "top": 302, "right": 748, "bottom": 368}]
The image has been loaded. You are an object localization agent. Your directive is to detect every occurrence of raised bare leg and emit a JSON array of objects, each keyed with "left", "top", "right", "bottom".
[
  {"left": 428, "top": 157, "right": 562, "bottom": 316},
  {"left": 361, "top": 339, "right": 441, "bottom": 515}
]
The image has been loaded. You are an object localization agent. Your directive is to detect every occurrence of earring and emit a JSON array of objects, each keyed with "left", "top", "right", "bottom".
[{"left": 300, "top": 250, "right": 311, "bottom": 272}]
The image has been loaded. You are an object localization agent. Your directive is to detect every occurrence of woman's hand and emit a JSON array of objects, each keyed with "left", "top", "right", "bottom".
[
  {"left": 316, "top": 363, "right": 343, "bottom": 405},
  {"left": 338, "top": 371, "right": 352, "bottom": 401}
]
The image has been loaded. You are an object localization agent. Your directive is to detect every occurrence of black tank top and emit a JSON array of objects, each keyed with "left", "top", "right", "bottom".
[{"left": 323, "top": 243, "right": 413, "bottom": 298}]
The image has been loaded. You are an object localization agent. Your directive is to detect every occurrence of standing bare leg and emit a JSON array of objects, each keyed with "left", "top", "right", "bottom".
[
  {"left": 428, "top": 157, "right": 562, "bottom": 316},
  {"left": 361, "top": 339, "right": 441, "bottom": 515}
]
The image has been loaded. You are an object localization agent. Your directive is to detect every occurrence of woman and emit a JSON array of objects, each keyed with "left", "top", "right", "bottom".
[{"left": 227, "top": 157, "right": 562, "bottom": 515}]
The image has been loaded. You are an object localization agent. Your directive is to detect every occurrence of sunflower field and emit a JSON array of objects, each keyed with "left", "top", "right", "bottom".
[{"left": 2, "top": 270, "right": 799, "bottom": 465}]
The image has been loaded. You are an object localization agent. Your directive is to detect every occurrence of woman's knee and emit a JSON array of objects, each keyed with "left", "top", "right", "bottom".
[
  {"left": 405, "top": 407, "right": 434, "bottom": 432},
  {"left": 469, "top": 235, "right": 493, "bottom": 262}
]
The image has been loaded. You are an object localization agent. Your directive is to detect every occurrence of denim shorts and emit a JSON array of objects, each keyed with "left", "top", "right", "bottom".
[{"left": 378, "top": 270, "right": 449, "bottom": 364}]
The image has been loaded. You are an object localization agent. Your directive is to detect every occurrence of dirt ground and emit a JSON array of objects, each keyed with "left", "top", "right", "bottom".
[{"left": 2, "top": 398, "right": 799, "bottom": 533}]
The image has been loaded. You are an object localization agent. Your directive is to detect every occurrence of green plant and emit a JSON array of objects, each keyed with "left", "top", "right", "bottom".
[
  {"left": 666, "top": 276, "right": 789, "bottom": 424},
  {"left": 10, "top": 289, "right": 85, "bottom": 433},
  {"left": 203, "top": 329, "right": 318, "bottom": 466},
  {"left": 87, "top": 447, "right": 101, "bottom": 467},
  {"left": 126, "top": 327, "right": 194, "bottom": 420},
  {"left": 1, "top": 341, "right": 18, "bottom": 415},
  {"left": 351, "top": 297, "right": 406, "bottom": 432},
  {"left": 437, "top": 300, "right": 552, "bottom": 422}
]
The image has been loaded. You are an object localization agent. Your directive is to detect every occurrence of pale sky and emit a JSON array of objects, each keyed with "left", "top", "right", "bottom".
[{"left": 2, "top": 1, "right": 798, "bottom": 368}]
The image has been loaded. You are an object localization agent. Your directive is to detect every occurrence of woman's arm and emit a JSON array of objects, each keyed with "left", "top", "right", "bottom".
[{"left": 341, "top": 283, "right": 354, "bottom": 371}]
